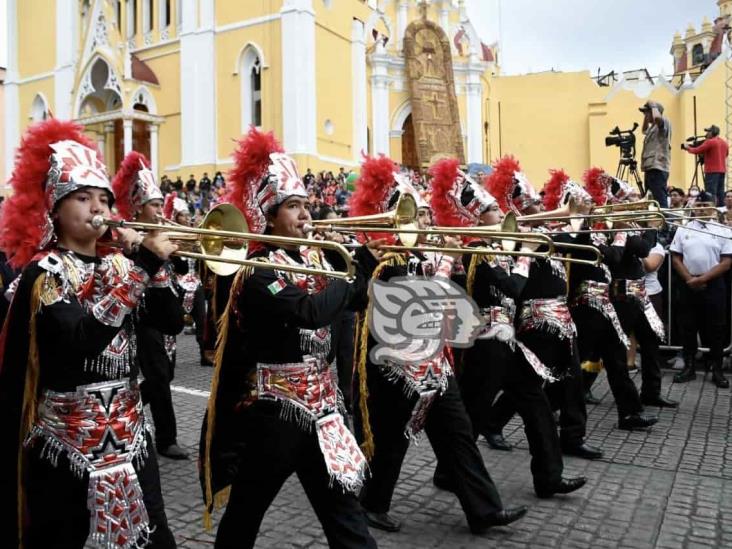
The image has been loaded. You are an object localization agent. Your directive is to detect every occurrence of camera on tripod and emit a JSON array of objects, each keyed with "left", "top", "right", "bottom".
[
  {"left": 605, "top": 123, "right": 639, "bottom": 158},
  {"left": 682, "top": 135, "right": 706, "bottom": 150}
]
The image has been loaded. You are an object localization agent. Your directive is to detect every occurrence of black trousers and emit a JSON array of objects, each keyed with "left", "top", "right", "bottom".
[
  {"left": 458, "top": 339, "right": 563, "bottom": 489},
  {"left": 486, "top": 331, "right": 587, "bottom": 447},
  {"left": 613, "top": 300, "right": 663, "bottom": 399},
  {"left": 331, "top": 311, "right": 356, "bottom": 412},
  {"left": 644, "top": 169, "right": 669, "bottom": 208},
  {"left": 25, "top": 434, "right": 175, "bottom": 548},
  {"left": 139, "top": 333, "right": 179, "bottom": 449},
  {"left": 678, "top": 279, "right": 727, "bottom": 363},
  {"left": 572, "top": 305, "right": 643, "bottom": 419},
  {"left": 354, "top": 371, "right": 503, "bottom": 529},
  {"left": 191, "top": 285, "right": 206, "bottom": 354},
  {"left": 215, "top": 402, "right": 376, "bottom": 549}
]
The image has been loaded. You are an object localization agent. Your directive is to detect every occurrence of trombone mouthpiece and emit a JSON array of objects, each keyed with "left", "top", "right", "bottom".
[
  {"left": 91, "top": 215, "right": 107, "bottom": 229},
  {"left": 302, "top": 223, "right": 315, "bottom": 233}
]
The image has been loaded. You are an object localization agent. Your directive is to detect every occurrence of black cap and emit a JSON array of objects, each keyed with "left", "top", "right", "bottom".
[
  {"left": 705, "top": 125, "right": 720, "bottom": 137},
  {"left": 639, "top": 101, "right": 664, "bottom": 114}
]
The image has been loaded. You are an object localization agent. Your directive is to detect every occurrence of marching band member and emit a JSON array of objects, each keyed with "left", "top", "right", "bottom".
[
  {"left": 593, "top": 172, "right": 678, "bottom": 408},
  {"left": 483, "top": 157, "right": 604, "bottom": 460},
  {"left": 0, "top": 119, "right": 177, "bottom": 548},
  {"left": 351, "top": 154, "right": 527, "bottom": 535},
  {"left": 200, "top": 129, "right": 378, "bottom": 549},
  {"left": 545, "top": 168, "right": 658, "bottom": 431},
  {"left": 163, "top": 194, "right": 208, "bottom": 366},
  {"left": 430, "top": 158, "right": 586, "bottom": 498},
  {"left": 113, "top": 153, "right": 189, "bottom": 460}
]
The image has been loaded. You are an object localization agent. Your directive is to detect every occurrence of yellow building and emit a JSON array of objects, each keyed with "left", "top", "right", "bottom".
[
  {"left": 3, "top": 0, "right": 731, "bottom": 191},
  {"left": 3, "top": 0, "right": 496, "bottom": 186}
]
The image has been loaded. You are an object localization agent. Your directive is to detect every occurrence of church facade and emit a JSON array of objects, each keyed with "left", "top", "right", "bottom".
[
  {"left": 3, "top": 0, "right": 496, "bottom": 185},
  {"left": 4, "top": 0, "right": 732, "bottom": 189}
]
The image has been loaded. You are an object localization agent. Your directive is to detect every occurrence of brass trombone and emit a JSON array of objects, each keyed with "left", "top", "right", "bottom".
[{"left": 93, "top": 203, "right": 356, "bottom": 280}]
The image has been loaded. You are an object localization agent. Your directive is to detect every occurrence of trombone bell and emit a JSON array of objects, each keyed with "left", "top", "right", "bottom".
[{"left": 199, "top": 203, "right": 250, "bottom": 276}]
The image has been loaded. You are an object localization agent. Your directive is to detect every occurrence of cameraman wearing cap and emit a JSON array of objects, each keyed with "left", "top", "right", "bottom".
[
  {"left": 682, "top": 125, "right": 729, "bottom": 206},
  {"left": 640, "top": 101, "right": 672, "bottom": 208}
]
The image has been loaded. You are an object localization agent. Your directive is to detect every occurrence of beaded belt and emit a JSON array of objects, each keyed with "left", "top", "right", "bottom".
[
  {"left": 572, "top": 280, "right": 630, "bottom": 348},
  {"left": 26, "top": 380, "right": 151, "bottom": 549},
  {"left": 476, "top": 305, "right": 514, "bottom": 341},
  {"left": 257, "top": 357, "right": 366, "bottom": 493},
  {"left": 611, "top": 278, "right": 665, "bottom": 340},
  {"left": 518, "top": 297, "right": 577, "bottom": 342}
]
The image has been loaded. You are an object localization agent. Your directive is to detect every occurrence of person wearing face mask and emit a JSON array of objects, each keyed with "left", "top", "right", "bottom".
[
  {"left": 0, "top": 119, "right": 178, "bottom": 548},
  {"left": 113, "top": 153, "right": 189, "bottom": 461}
]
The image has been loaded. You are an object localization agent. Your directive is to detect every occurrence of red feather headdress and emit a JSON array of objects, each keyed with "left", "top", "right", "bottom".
[
  {"left": 112, "top": 151, "right": 161, "bottom": 221},
  {"left": 224, "top": 127, "right": 283, "bottom": 235},
  {"left": 542, "top": 169, "right": 570, "bottom": 211},
  {"left": 348, "top": 154, "right": 399, "bottom": 243},
  {"left": 583, "top": 167, "right": 609, "bottom": 206},
  {"left": 0, "top": 119, "right": 105, "bottom": 269},
  {"left": 485, "top": 155, "right": 521, "bottom": 214}
]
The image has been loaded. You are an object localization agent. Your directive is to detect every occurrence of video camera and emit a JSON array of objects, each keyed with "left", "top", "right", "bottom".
[
  {"left": 682, "top": 135, "right": 706, "bottom": 150},
  {"left": 605, "top": 123, "right": 639, "bottom": 158}
]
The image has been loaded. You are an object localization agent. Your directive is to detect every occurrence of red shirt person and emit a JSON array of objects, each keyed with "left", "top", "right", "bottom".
[{"left": 683, "top": 125, "right": 729, "bottom": 206}]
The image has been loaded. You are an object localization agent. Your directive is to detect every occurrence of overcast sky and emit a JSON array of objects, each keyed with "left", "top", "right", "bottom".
[
  {"left": 465, "top": 0, "right": 720, "bottom": 76},
  {"left": 0, "top": 0, "right": 721, "bottom": 75}
]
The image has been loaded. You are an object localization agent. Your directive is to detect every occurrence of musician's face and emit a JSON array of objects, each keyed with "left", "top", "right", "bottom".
[
  {"left": 55, "top": 187, "right": 111, "bottom": 243},
  {"left": 175, "top": 210, "right": 191, "bottom": 226},
  {"left": 417, "top": 208, "right": 432, "bottom": 229},
  {"left": 270, "top": 196, "right": 311, "bottom": 239},
  {"left": 522, "top": 203, "right": 542, "bottom": 215},
  {"left": 139, "top": 199, "right": 164, "bottom": 223},
  {"left": 479, "top": 204, "right": 503, "bottom": 226}
]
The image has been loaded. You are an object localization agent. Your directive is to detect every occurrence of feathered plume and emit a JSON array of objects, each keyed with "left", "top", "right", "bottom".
[
  {"left": 112, "top": 151, "right": 150, "bottom": 221},
  {"left": 0, "top": 119, "right": 101, "bottom": 269},
  {"left": 163, "top": 193, "right": 176, "bottom": 221},
  {"left": 224, "top": 127, "right": 283, "bottom": 234},
  {"left": 583, "top": 167, "right": 608, "bottom": 206},
  {"left": 348, "top": 154, "right": 398, "bottom": 243},
  {"left": 485, "top": 155, "right": 521, "bottom": 213},
  {"left": 542, "top": 169, "right": 569, "bottom": 211},
  {"left": 429, "top": 158, "right": 468, "bottom": 227}
]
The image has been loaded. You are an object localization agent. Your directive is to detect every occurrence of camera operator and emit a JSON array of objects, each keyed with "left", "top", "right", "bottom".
[
  {"left": 682, "top": 125, "right": 729, "bottom": 207},
  {"left": 670, "top": 191, "right": 732, "bottom": 389},
  {"left": 640, "top": 101, "right": 672, "bottom": 208}
]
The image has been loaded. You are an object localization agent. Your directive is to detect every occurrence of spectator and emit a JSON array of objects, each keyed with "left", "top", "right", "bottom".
[
  {"left": 670, "top": 191, "right": 732, "bottom": 388},
  {"left": 199, "top": 172, "right": 212, "bottom": 194},
  {"left": 186, "top": 174, "right": 197, "bottom": 193},
  {"left": 337, "top": 167, "right": 347, "bottom": 184},
  {"left": 213, "top": 171, "right": 225, "bottom": 188},
  {"left": 682, "top": 125, "right": 729, "bottom": 206},
  {"left": 303, "top": 168, "right": 315, "bottom": 189},
  {"left": 640, "top": 101, "right": 672, "bottom": 208},
  {"left": 173, "top": 175, "right": 184, "bottom": 192},
  {"left": 160, "top": 175, "right": 171, "bottom": 194},
  {"left": 718, "top": 190, "right": 732, "bottom": 215},
  {"left": 668, "top": 187, "right": 686, "bottom": 209}
]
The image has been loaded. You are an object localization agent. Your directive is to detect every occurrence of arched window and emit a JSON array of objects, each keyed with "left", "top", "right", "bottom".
[
  {"left": 31, "top": 94, "right": 49, "bottom": 122},
  {"left": 143, "top": 0, "right": 153, "bottom": 33},
  {"left": 126, "top": 0, "right": 137, "bottom": 39},
  {"left": 692, "top": 43, "right": 706, "bottom": 66},
  {"left": 240, "top": 46, "right": 264, "bottom": 130}
]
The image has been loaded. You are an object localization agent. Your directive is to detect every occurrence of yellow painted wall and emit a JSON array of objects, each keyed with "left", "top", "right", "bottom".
[
  {"left": 17, "top": 0, "right": 56, "bottom": 78},
  {"left": 216, "top": 0, "right": 276, "bottom": 28}
]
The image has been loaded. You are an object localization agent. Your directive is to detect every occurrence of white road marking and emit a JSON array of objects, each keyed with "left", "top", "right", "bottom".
[{"left": 170, "top": 385, "right": 211, "bottom": 399}]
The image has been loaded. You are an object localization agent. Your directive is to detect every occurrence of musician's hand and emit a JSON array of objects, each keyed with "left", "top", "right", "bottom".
[
  {"left": 442, "top": 235, "right": 463, "bottom": 259},
  {"left": 324, "top": 230, "right": 346, "bottom": 244},
  {"left": 366, "top": 238, "right": 389, "bottom": 260},
  {"left": 142, "top": 230, "right": 178, "bottom": 261},
  {"left": 115, "top": 228, "right": 143, "bottom": 255}
]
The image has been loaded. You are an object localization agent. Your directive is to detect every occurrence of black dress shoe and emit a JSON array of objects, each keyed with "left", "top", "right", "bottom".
[
  {"left": 365, "top": 511, "right": 401, "bottom": 532},
  {"left": 158, "top": 444, "right": 190, "bottom": 460},
  {"left": 584, "top": 390, "right": 602, "bottom": 405},
  {"left": 618, "top": 413, "right": 658, "bottom": 431},
  {"left": 484, "top": 432, "right": 513, "bottom": 451},
  {"left": 433, "top": 471, "right": 456, "bottom": 493},
  {"left": 535, "top": 476, "right": 587, "bottom": 498},
  {"left": 712, "top": 366, "right": 730, "bottom": 389},
  {"left": 640, "top": 395, "right": 678, "bottom": 408},
  {"left": 561, "top": 442, "right": 603, "bottom": 460},
  {"left": 470, "top": 506, "right": 528, "bottom": 534}
]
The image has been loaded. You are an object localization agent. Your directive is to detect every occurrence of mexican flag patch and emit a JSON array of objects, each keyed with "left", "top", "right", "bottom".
[{"left": 267, "top": 278, "right": 287, "bottom": 295}]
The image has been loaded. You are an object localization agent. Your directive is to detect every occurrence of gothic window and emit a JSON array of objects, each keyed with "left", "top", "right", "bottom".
[
  {"left": 143, "top": 0, "right": 153, "bottom": 33},
  {"left": 240, "top": 47, "right": 264, "bottom": 130},
  {"left": 160, "top": 0, "right": 171, "bottom": 28},
  {"left": 31, "top": 94, "right": 49, "bottom": 122},
  {"left": 126, "top": 0, "right": 137, "bottom": 38},
  {"left": 692, "top": 43, "right": 706, "bottom": 65}
]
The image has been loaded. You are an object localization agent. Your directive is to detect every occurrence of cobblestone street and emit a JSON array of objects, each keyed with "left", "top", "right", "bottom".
[{"left": 158, "top": 335, "right": 732, "bottom": 548}]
